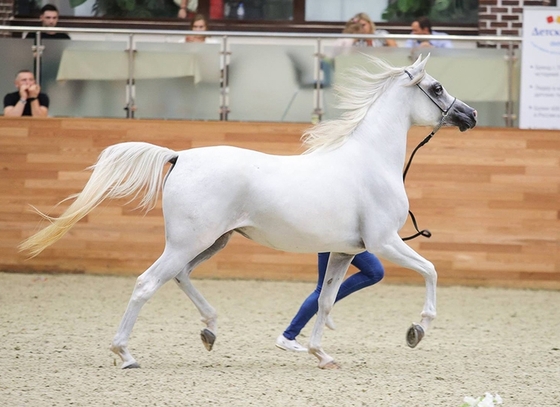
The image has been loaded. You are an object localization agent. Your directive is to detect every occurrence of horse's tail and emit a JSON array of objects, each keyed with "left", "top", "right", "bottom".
[{"left": 19, "top": 142, "right": 179, "bottom": 257}]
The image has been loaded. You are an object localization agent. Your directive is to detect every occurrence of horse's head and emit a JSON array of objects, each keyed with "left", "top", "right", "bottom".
[{"left": 404, "top": 54, "right": 477, "bottom": 132}]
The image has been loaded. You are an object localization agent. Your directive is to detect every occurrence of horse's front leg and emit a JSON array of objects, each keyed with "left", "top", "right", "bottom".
[
  {"left": 374, "top": 235, "right": 437, "bottom": 347},
  {"left": 308, "top": 253, "right": 354, "bottom": 369}
]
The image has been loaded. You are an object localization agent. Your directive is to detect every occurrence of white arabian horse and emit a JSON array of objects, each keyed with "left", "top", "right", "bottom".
[{"left": 20, "top": 55, "right": 477, "bottom": 369}]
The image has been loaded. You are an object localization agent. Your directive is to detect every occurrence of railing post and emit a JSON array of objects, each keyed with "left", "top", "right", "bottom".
[
  {"left": 219, "top": 35, "right": 230, "bottom": 121},
  {"left": 32, "top": 32, "right": 44, "bottom": 85},
  {"left": 124, "top": 34, "right": 136, "bottom": 119},
  {"left": 503, "top": 40, "right": 517, "bottom": 127},
  {"left": 311, "top": 37, "right": 323, "bottom": 124}
]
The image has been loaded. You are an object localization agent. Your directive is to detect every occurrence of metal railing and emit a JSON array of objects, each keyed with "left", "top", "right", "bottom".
[{"left": 0, "top": 25, "right": 522, "bottom": 126}]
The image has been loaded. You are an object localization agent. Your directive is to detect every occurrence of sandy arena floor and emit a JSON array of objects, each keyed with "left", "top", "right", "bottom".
[{"left": 0, "top": 272, "right": 559, "bottom": 406}]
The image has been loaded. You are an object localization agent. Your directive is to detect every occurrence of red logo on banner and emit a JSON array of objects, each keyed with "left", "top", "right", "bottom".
[{"left": 546, "top": 15, "right": 554, "bottom": 23}]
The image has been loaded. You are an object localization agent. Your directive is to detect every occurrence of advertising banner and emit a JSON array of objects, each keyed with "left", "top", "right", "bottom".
[{"left": 519, "top": 7, "right": 560, "bottom": 129}]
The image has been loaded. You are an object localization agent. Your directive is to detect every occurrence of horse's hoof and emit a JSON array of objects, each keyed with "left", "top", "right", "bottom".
[
  {"left": 406, "top": 323, "right": 425, "bottom": 348},
  {"left": 200, "top": 328, "right": 216, "bottom": 351},
  {"left": 122, "top": 361, "right": 140, "bottom": 369},
  {"left": 319, "top": 360, "right": 341, "bottom": 370}
]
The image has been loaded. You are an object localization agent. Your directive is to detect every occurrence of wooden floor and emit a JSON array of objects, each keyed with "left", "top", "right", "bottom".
[{"left": 1, "top": 117, "right": 559, "bottom": 289}]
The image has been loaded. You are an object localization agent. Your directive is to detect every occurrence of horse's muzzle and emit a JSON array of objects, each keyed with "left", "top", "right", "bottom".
[{"left": 445, "top": 101, "right": 477, "bottom": 132}]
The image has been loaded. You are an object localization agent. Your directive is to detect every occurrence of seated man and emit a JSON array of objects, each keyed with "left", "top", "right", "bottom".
[
  {"left": 3, "top": 70, "right": 49, "bottom": 117},
  {"left": 405, "top": 16, "right": 453, "bottom": 49},
  {"left": 25, "top": 4, "right": 70, "bottom": 40}
]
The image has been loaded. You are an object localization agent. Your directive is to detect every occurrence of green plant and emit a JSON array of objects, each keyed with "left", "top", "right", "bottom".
[
  {"left": 382, "top": 0, "right": 478, "bottom": 24},
  {"left": 461, "top": 393, "right": 503, "bottom": 407},
  {"left": 69, "top": 0, "right": 178, "bottom": 18}
]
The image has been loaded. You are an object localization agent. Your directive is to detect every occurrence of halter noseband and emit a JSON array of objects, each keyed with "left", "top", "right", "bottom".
[{"left": 400, "top": 69, "right": 457, "bottom": 242}]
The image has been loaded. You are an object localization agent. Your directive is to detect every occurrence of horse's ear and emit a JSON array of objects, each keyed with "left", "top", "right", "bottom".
[
  {"left": 409, "top": 54, "right": 430, "bottom": 76},
  {"left": 411, "top": 54, "right": 423, "bottom": 67},
  {"left": 409, "top": 53, "right": 430, "bottom": 75},
  {"left": 416, "top": 53, "right": 430, "bottom": 72}
]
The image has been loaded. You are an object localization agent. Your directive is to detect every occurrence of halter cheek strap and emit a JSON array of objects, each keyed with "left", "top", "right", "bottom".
[{"left": 404, "top": 69, "right": 456, "bottom": 118}]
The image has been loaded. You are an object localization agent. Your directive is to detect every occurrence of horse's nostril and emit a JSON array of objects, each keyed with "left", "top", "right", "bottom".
[{"left": 473, "top": 110, "right": 478, "bottom": 118}]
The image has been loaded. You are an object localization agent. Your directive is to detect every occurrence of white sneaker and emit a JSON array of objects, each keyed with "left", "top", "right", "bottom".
[{"left": 275, "top": 334, "right": 308, "bottom": 352}]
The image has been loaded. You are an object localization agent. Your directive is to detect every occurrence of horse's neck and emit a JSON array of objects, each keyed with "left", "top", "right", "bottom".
[{"left": 347, "top": 94, "right": 412, "bottom": 170}]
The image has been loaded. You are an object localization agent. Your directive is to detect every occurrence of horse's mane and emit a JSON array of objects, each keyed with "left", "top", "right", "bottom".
[{"left": 302, "top": 55, "right": 424, "bottom": 153}]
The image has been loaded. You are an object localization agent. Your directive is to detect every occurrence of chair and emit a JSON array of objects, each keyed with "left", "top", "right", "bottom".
[{"left": 281, "top": 53, "right": 332, "bottom": 122}]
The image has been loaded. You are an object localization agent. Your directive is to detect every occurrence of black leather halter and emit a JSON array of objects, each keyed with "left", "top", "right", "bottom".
[
  {"left": 401, "top": 70, "right": 457, "bottom": 241},
  {"left": 404, "top": 69, "right": 457, "bottom": 117}
]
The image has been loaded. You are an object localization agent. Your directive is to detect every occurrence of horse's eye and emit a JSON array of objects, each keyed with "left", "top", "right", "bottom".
[{"left": 433, "top": 84, "right": 443, "bottom": 96}]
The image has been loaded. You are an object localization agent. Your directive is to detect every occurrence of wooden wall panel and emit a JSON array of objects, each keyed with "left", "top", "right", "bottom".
[{"left": 1, "top": 117, "right": 559, "bottom": 289}]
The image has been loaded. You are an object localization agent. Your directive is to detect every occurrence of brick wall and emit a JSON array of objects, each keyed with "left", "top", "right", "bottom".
[
  {"left": 479, "top": 0, "right": 555, "bottom": 39},
  {"left": 3, "top": 118, "right": 560, "bottom": 289}
]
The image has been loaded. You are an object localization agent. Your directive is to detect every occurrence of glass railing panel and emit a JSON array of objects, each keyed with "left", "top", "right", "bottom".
[
  {"left": 321, "top": 46, "right": 411, "bottom": 121},
  {"left": 228, "top": 42, "right": 317, "bottom": 122},
  {"left": 132, "top": 41, "right": 222, "bottom": 120},
  {"left": 325, "top": 47, "right": 520, "bottom": 127},
  {"left": 44, "top": 40, "right": 129, "bottom": 118},
  {"left": 0, "top": 38, "right": 35, "bottom": 107},
  {"left": 0, "top": 29, "right": 522, "bottom": 128}
]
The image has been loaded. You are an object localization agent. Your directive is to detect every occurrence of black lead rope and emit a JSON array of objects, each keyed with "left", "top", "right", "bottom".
[
  {"left": 401, "top": 132, "right": 434, "bottom": 241},
  {"left": 400, "top": 70, "right": 457, "bottom": 241}
]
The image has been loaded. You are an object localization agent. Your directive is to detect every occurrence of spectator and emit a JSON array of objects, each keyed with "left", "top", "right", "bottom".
[
  {"left": 177, "top": 0, "right": 198, "bottom": 19},
  {"left": 327, "top": 20, "right": 364, "bottom": 59},
  {"left": 405, "top": 16, "right": 453, "bottom": 49},
  {"left": 352, "top": 12, "right": 397, "bottom": 48},
  {"left": 25, "top": 4, "right": 70, "bottom": 40},
  {"left": 3, "top": 70, "right": 49, "bottom": 117},
  {"left": 185, "top": 14, "right": 208, "bottom": 43},
  {"left": 185, "top": 14, "right": 220, "bottom": 44},
  {"left": 337, "top": 20, "right": 363, "bottom": 47}
]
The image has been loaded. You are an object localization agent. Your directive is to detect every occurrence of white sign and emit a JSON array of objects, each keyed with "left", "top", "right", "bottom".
[{"left": 519, "top": 8, "right": 560, "bottom": 129}]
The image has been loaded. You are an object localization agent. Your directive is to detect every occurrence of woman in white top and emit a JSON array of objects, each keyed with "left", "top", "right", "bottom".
[
  {"left": 329, "top": 13, "right": 397, "bottom": 58},
  {"left": 353, "top": 12, "right": 397, "bottom": 48},
  {"left": 330, "top": 20, "right": 363, "bottom": 56}
]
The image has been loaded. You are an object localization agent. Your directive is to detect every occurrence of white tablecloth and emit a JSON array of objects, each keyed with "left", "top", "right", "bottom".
[{"left": 57, "top": 49, "right": 221, "bottom": 83}]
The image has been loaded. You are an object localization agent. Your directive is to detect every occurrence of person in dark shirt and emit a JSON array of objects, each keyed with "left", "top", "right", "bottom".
[
  {"left": 24, "top": 4, "right": 70, "bottom": 40},
  {"left": 3, "top": 70, "right": 49, "bottom": 117}
]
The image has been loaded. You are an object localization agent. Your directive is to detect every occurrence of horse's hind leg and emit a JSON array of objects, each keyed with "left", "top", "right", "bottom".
[
  {"left": 373, "top": 235, "right": 437, "bottom": 348},
  {"left": 174, "top": 231, "right": 233, "bottom": 351},
  {"left": 308, "top": 252, "right": 354, "bottom": 369},
  {"left": 110, "top": 245, "right": 203, "bottom": 369}
]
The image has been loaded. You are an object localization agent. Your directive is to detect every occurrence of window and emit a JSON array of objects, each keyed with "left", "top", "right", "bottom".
[
  {"left": 221, "top": 1, "right": 293, "bottom": 21},
  {"left": 15, "top": 0, "right": 479, "bottom": 26}
]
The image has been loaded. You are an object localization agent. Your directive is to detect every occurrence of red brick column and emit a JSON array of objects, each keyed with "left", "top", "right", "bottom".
[{"left": 478, "top": 0, "right": 554, "bottom": 47}]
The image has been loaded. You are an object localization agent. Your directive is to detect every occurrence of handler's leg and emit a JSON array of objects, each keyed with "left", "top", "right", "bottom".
[
  {"left": 335, "top": 251, "right": 384, "bottom": 301},
  {"left": 279, "top": 251, "right": 383, "bottom": 346}
]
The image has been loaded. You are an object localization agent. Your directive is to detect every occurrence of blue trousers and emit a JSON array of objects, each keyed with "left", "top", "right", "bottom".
[{"left": 282, "top": 251, "right": 384, "bottom": 340}]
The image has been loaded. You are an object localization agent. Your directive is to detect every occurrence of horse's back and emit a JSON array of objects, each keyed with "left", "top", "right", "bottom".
[{"left": 164, "top": 145, "right": 365, "bottom": 253}]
